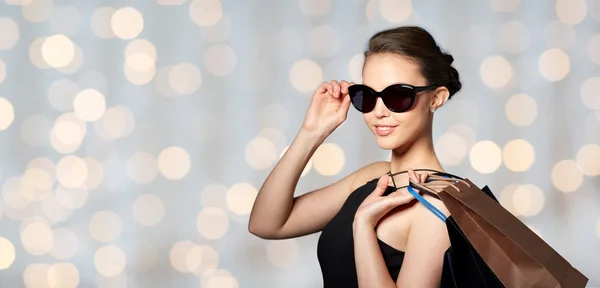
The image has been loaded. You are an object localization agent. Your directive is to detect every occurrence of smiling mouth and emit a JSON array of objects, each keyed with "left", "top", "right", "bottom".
[{"left": 374, "top": 125, "right": 398, "bottom": 136}]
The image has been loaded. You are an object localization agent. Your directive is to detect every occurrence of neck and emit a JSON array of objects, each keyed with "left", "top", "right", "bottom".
[{"left": 389, "top": 131, "right": 443, "bottom": 175}]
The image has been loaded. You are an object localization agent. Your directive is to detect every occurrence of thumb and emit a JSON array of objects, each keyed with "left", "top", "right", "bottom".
[{"left": 371, "top": 174, "right": 389, "bottom": 197}]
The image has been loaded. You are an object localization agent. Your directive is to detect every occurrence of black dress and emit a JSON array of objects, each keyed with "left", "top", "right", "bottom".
[{"left": 316, "top": 171, "right": 499, "bottom": 287}]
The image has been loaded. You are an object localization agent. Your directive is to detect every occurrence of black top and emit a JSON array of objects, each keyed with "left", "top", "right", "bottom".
[{"left": 316, "top": 171, "right": 459, "bottom": 287}]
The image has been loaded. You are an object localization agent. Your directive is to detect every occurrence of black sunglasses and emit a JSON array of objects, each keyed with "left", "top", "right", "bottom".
[{"left": 348, "top": 83, "right": 438, "bottom": 113}]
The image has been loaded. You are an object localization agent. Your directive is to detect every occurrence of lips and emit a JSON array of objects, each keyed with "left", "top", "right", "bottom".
[{"left": 374, "top": 125, "right": 398, "bottom": 136}]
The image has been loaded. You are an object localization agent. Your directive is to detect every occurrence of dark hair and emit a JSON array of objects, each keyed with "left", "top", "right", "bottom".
[{"left": 364, "top": 26, "right": 462, "bottom": 98}]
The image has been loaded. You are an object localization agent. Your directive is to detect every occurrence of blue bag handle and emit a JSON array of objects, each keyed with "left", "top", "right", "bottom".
[{"left": 407, "top": 184, "right": 448, "bottom": 222}]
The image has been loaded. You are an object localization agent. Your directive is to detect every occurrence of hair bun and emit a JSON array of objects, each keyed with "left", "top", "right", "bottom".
[{"left": 443, "top": 54, "right": 454, "bottom": 64}]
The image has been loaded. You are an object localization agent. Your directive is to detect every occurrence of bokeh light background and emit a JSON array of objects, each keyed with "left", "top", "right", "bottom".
[{"left": 0, "top": 0, "right": 599, "bottom": 287}]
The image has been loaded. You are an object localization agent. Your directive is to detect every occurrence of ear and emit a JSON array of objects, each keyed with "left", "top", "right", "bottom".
[{"left": 430, "top": 86, "right": 450, "bottom": 111}]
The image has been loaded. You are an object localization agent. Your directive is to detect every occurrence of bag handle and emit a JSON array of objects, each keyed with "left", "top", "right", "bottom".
[{"left": 404, "top": 175, "right": 471, "bottom": 222}]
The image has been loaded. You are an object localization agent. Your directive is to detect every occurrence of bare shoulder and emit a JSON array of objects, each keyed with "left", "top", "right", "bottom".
[{"left": 350, "top": 161, "right": 391, "bottom": 191}]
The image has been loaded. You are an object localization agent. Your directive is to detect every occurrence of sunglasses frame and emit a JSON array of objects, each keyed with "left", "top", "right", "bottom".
[{"left": 348, "top": 83, "right": 438, "bottom": 113}]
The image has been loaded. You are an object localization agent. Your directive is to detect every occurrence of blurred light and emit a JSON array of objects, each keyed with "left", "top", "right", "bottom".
[
  {"left": 3, "top": 177, "right": 30, "bottom": 210},
  {"left": 480, "top": 55, "right": 513, "bottom": 89},
  {"left": 91, "top": 7, "right": 116, "bottom": 39},
  {"left": 490, "top": 0, "right": 521, "bottom": 12},
  {"left": 73, "top": 89, "right": 106, "bottom": 122},
  {"left": 48, "top": 79, "right": 79, "bottom": 111},
  {"left": 55, "top": 186, "right": 88, "bottom": 210},
  {"left": 56, "top": 155, "right": 88, "bottom": 188},
  {"left": 96, "top": 105, "right": 135, "bottom": 140},
  {"left": 89, "top": 210, "right": 122, "bottom": 242},
  {"left": 200, "top": 15, "right": 230, "bottom": 42},
  {"left": 588, "top": 35, "right": 600, "bottom": 66},
  {"left": 0, "top": 97, "right": 15, "bottom": 131},
  {"left": 49, "top": 5, "right": 82, "bottom": 37},
  {"left": 500, "top": 184, "right": 519, "bottom": 216},
  {"left": 47, "top": 262, "right": 79, "bottom": 288},
  {"left": 313, "top": 143, "right": 345, "bottom": 176},
  {"left": 29, "top": 37, "right": 52, "bottom": 69},
  {"left": 51, "top": 112, "right": 86, "bottom": 154},
  {"left": 498, "top": 20, "right": 530, "bottom": 53},
  {"left": 538, "top": 49, "right": 570, "bottom": 81},
  {"left": 0, "top": 59, "right": 5, "bottom": 84},
  {"left": 197, "top": 207, "right": 229, "bottom": 239},
  {"left": 124, "top": 53, "right": 156, "bottom": 85},
  {"left": 21, "top": 0, "right": 53, "bottom": 22},
  {"left": 125, "top": 38, "right": 156, "bottom": 59},
  {"left": 267, "top": 239, "right": 299, "bottom": 267},
  {"left": 447, "top": 124, "right": 477, "bottom": 150},
  {"left": 551, "top": 160, "right": 583, "bottom": 193},
  {"left": 23, "top": 263, "right": 50, "bottom": 287},
  {"left": 348, "top": 53, "right": 364, "bottom": 83},
  {"left": 133, "top": 194, "right": 165, "bottom": 226},
  {"left": 258, "top": 128, "right": 287, "bottom": 152},
  {"left": 49, "top": 228, "right": 79, "bottom": 260},
  {"left": 83, "top": 157, "right": 103, "bottom": 189},
  {"left": 169, "top": 62, "right": 202, "bottom": 95},
  {"left": 157, "top": 0, "right": 186, "bottom": 5},
  {"left": 503, "top": 139, "right": 535, "bottom": 172},
  {"left": 203, "top": 269, "right": 239, "bottom": 288},
  {"left": 95, "top": 245, "right": 127, "bottom": 277},
  {"left": 505, "top": 93, "right": 537, "bottom": 126},
  {"left": 544, "top": 21, "right": 575, "bottom": 50},
  {"left": 576, "top": 144, "right": 600, "bottom": 176},
  {"left": 134, "top": 242, "right": 157, "bottom": 271},
  {"left": 308, "top": 25, "right": 341, "bottom": 57},
  {"left": 155, "top": 65, "right": 178, "bottom": 98},
  {"left": 366, "top": 0, "right": 376, "bottom": 22},
  {"left": 260, "top": 103, "right": 290, "bottom": 131},
  {"left": 379, "top": 0, "right": 412, "bottom": 23},
  {"left": 21, "top": 114, "right": 51, "bottom": 147},
  {"left": 41, "top": 34, "right": 75, "bottom": 68},
  {"left": 41, "top": 192, "right": 74, "bottom": 223},
  {"left": 97, "top": 272, "right": 128, "bottom": 288},
  {"left": 435, "top": 132, "right": 467, "bottom": 166},
  {"left": 20, "top": 168, "right": 53, "bottom": 201},
  {"left": 299, "top": 0, "right": 331, "bottom": 17},
  {"left": 470, "top": 141, "right": 502, "bottom": 174},
  {"left": 4, "top": 0, "right": 33, "bottom": 5},
  {"left": 127, "top": 152, "right": 158, "bottom": 184},
  {"left": 289, "top": 59, "right": 323, "bottom": 93},
  {"left": 556, "top": 0, "right": 587, "bottom": 25},
  {"left": 512, "top": 184, "right": 545, "bottom": 217},
  {"left": 581, "top": 77, "right": 600, "bottom": 110},
  {"left": 56, "top": 43, "right": 83, "bottom": 74},
  {"left": 190, "top": 245, "right": 219, "bottom": 276},
  {"left": 189, "top": 0, "right": 222, "bottom": 27},
  {"left": 170, "top": 240, "right": 196, "bottom": 273},
  {"left": 21, "top": 222, "right": 53, "bottom": 255},
  {"left": 201, "top": 183, "right": 228, "bottom": 210},
  {"left": 111, "top": 7, "right": 144, "bottom": 40},
  {"left": 245, "top": 137, "right": 278, "bottom": 170},
  {"left": 204, "top": 44, "right": 237, "bottom": 76},
  {"left": 226, "top": 182, "right": 258, "bottom": 215},
  {"left": 158, "top": 146, "right": 191, "bottom": 180},
  {"left": 280, "top": 146, "right": 312, "bottom": 177},
  {"left": 0, "top": 237, "right": 16, "bottom": 270}
]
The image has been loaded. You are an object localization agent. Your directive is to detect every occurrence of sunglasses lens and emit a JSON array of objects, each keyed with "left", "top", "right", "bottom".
[
  {"left": 349, "top": 87, "right": 376, "bottom": 112},
  {"left": 382, "top": 86, "right": 413, "bottom": 112}
]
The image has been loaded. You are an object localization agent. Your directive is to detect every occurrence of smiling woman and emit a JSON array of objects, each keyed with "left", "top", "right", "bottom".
[{"left": 249, "top": 26, "right": 474, "bottom": 288}]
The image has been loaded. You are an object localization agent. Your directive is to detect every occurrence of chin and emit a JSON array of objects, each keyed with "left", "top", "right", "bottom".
[{"left": 374, "top": 137, "right": 401, "bottom": 150}]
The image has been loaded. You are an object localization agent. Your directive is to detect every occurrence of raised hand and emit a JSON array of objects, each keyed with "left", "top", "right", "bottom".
[{"left": 301, "top": 80, "right": 354, "bottom": 138}]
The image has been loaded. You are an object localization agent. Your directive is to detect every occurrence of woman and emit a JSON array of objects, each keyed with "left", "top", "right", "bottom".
[{"left": 249, "top": 26, "right": 463, "bottom": 287}]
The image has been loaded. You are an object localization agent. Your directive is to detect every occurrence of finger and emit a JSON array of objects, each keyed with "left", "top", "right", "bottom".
[
  {"left": 408, "top": 167, "right": 418, "bottom": 183},
  {"left": 339, "top": 93, "right": 352, "bottom": 116},
  {"left": 340, "top": 80, "right": 351, "bottom": 94},
  {"left": 371, "top": 174, "right": 389, "bottom": 197},
  {"left": 317, "top": 82, "right": 328, "bottom": 94},
  {"left": 420, "top": 173, "right": 428, "bottom": 184},
  {"left": 326, "top": 83, "right": 334, "bottom": 95},
  {"left": 386, "top": 193, "right": 416, "bottom": 208},
  {"left": 330, "top": 80, "right": 341, "bottom": 98}
]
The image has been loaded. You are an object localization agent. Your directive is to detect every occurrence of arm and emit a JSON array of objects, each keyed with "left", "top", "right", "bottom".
[
  {"left": 353, "top": 221, "right": 397, "bottom": 288},
  {"left": 394, "top": 196, "right": 450, "bottom": 288}
]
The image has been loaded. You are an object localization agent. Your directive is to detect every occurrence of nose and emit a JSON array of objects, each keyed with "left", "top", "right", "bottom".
[{"left": 372, "top": 97, "right": 390, "bottom": 118}]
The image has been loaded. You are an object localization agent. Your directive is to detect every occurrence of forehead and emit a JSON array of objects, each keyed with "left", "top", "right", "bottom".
[{"left": 362, "top": 53, "right": 426, "bottom": 91}]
